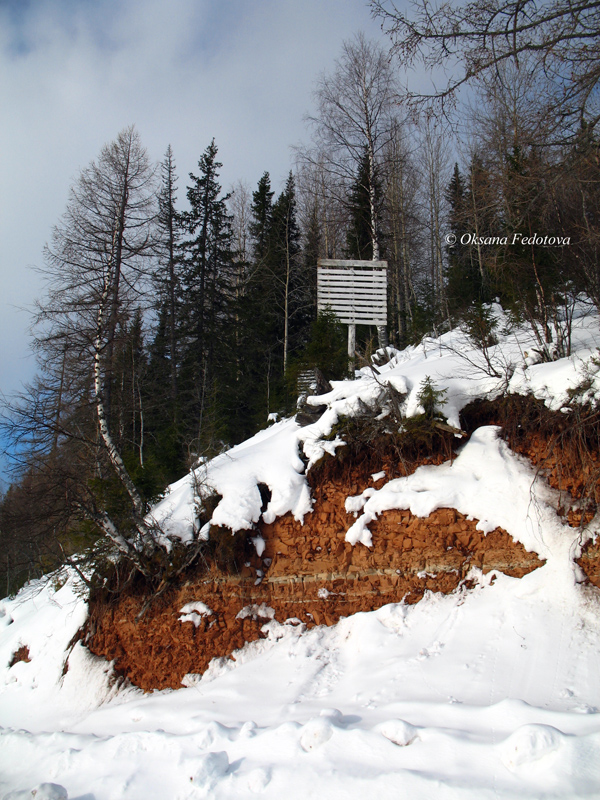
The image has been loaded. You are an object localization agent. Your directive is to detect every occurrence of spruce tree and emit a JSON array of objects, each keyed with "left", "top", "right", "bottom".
[
  {"left": 346, "top": 148, "right": 382, "bottom": 260},
  {"left": 178, "top": 140, "right": 234, "bottom": 457},
  {"left": 143, "top": 145, "right": 187, "bottom": 482},
  {"left": 239, "top": 172, "right": 281, "bottom": 430},
  {"left": 237, "top": 171, "right": 311, "bottom": 430},
  {"left": 445, "top": 158, "right": 496, "bottom": 314},
  {"left": 249, "top": 172, "right": 275, "bottom": 264},
  {"left": 446, "top": 163, "right": 477, "bottom": 312},
  {"left": 156, "top": 145, "right": 181, "bottom": 415}
]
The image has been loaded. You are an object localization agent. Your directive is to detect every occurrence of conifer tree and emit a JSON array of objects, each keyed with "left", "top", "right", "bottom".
[
  {"left": 446, "top": 163, "right": 478, "bottom": 311},
  {"left": 271, "top": 172, "right": 305, "bottom": 373},
  {"left": 346, "top": 148, "right": 384, "bottom": 261},
  {"left": 239, "top": 171, "right": 310, "bottom": 428},
  {"left": 249, "top": 172, "right": 275, "bottom": 264},
  {"left": 156, "top": 145, "right": 181, "bottom": 414},
  {"left": 178, "top": 140, "right": 234, "bottom": 456},
  {"left": 144, "top": 146, "right": 186, "bottom": 481},
  {"left": 241, "top": 172, "right": 282, "bottom": 427},
  {"left": 300, "top": 193, "right": 322, "bottom": 316}
]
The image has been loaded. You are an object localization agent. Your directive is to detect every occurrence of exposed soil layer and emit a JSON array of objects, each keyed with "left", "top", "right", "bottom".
[
  {"left": 578, "top": 538, "right": 600, "bottom": 589},
  {"left": 87, "top": 474, "right": 543, "bottom": 691},
  {"left": 85, "top": 396, "right": 600, "bottom": 692}
]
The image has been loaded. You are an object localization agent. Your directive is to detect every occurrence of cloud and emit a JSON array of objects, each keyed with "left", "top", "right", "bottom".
[{"left": 0, "top": 0, "right": 381, "bottom": 449}]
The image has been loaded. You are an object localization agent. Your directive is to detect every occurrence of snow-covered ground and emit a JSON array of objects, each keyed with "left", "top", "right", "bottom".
[{"left": 2, "top": 305, "right": 600, "bottom": 799}]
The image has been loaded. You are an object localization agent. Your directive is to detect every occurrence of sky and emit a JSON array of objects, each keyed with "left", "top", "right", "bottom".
[{"left": 0, "top": 0, "right": 385, "bottom": 487}]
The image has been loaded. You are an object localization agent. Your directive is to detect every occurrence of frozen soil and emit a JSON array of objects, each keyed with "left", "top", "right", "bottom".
[
  {"left": 4, "top": 309, "right": 600, "bottom": 799},
  {"left": 85, "top": 409, "right": 552, "bottom": 692}
]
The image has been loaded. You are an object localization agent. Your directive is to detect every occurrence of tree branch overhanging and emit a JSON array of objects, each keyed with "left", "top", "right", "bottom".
[{"left": 371, "top": 0, "right": 600, "bottom": 140}]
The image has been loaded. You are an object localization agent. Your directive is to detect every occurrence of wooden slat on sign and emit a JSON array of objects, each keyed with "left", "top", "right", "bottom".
[
  {"left": 319, "top": 259, "right": 388, "bottom": 268},
  {"left": 319, "top": 295, "right": 386, "bottom": 304},
  {"left": 317, "top": 258, "right": 388, "bottom": 326},
  {"left": 319, "top": 275, "right": 387, "bottom": 285},
  {"left": 320, "top": 284, "right": 386, "bottom": 292},
  {"left": 318, "top": 269, "right": 388, "bottom": 277},
  {"left": 319, "top": 291, "right": 386, "bottom": 300}
]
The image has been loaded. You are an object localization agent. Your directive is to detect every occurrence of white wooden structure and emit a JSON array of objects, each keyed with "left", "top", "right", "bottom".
[
  {"left": 317, "top": 258, "right": 388, "bottom": 362},
  {"left": 317, "top": 259, "right": 388, "bottom": 325}
]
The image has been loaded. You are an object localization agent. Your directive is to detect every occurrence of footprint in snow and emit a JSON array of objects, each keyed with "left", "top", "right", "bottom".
[
  {"left": 238, "top": 720, "right": 257, "bottom": 739},
  {"left": 192, "top": 751, "right": 230, "bottom": 789},
  {"left": 417, "top": 641, "right": 443, "bottom": 660},
  {"left": 246, "top": 767, "right": 271, "bottom": 792}
]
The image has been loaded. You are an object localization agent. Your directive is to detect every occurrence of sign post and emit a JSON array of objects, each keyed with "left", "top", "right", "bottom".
[{"left": 317, "top": 259, "right": 388, "bottom": 372}]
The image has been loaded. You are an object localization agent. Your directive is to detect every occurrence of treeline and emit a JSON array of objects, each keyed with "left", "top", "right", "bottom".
[
  {"left": 2, "top": 24, "right": 600, "bottom": 595},
  {"left": 444, "top": 76, "right": 600, "bottom": 361},
  {"left": 0, "top": 131, "right": 336, "bottom": 594}
]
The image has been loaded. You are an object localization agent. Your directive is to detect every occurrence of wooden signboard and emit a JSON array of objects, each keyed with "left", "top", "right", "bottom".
[
  {"left": 317, "top": 259, "right": 388, "bottom": 325},
  {"left": 317, "top": 259, "right": 388, "bottom": 364}
]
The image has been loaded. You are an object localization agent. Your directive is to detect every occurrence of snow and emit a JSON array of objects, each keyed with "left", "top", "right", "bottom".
[
  {"left": 150, "top": 418, "right": 313, "bottom": 541},
  {"left": 179, "top": 602, "right": 213, "bottom": 627},
  {"left": 236, "top": 604, "right": 276, "bottom": 621},
  {"left": 251, "top": 534, "right": 266, "bottom": 557},
  {"left": 149, "top": 302, "right": 600, "bottom": 545},
  {"left": 4, "top": 785, "right": 69, "bottom": 800},
  {"left": 2, "top": 306, "right": 600, "bottom": 798},
  {"left": 344, "top": 425, "right": 569, "bottom": 553},
  {"left": 2, "top": 567, "right": 600, "bottom": 797}
]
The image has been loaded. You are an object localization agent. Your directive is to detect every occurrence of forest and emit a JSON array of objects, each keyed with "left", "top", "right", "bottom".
[{"left": 1, "top": 0, "right": 600, "bottom": 595}]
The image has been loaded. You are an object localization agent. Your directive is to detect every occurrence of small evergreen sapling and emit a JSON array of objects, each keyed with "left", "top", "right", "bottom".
[{"left": 417, "top": 376, "right": 448, "bottom": 421}]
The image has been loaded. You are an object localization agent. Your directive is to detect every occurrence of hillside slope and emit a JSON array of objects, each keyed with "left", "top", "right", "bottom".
[{"left": 2, "top": 305, "right": 600, "bottom": 799}]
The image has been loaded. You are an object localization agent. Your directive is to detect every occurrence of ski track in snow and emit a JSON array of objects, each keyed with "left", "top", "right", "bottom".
[{"left": 2, "top": 306, "right": 600, "bottom": 797}]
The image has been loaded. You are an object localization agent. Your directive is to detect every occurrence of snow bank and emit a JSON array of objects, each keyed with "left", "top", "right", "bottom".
[
  {"left": 149, "top": 304, "right": 600, "bottom": 548},
  {"left": 0, "top": 572, "right": 138, "bottom": 737},
  {"left": 344, "top": 425, "right": 568, "bottom": 560},
  {"left": 151, "top": 418, "right": 313, "bottom": 541},
  {"left": 2, "top": 305, "right": 600, "bottom": 798},
  {"left": 2, "top": 568, "right": 600, "bottom": 798}
]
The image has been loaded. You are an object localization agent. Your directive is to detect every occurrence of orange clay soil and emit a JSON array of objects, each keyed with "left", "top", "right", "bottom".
[
  {"left": 578, "top": 538, "right": 600, "bottom": 587},
  {"left": 8, "top": 644, "right": 30, "bottom": 668},
  {"left": 460, "top": 397, "right": 600, "bottom": 586},
  {"left": 86, "top": 455, "right": 544, "bottom": 692},
  {"left": 84, "top": 401, "right": 600, "bottom": 692}
]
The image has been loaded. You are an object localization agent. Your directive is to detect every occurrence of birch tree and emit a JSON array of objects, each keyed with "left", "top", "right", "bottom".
[
  {"left": 372, "top": 0, "right": 600, "bottom": 143},
  {"left": 420, "top": 118, "right": 451, "bottom": 325},
  {"left": 305, "top": 33, "right": 400, "bottom": 346},
  {"left": 306, "top": 33, "right": 399, "bottom": 263},
  {"left": 5, "top": 127, "right": 179, "bottom": 578},
  {"left": 383, "top": 120, "right": 420, "bottom": 344}
]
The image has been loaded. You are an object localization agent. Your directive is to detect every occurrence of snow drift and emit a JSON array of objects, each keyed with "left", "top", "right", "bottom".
[{"left": 2, "top": 305, "right": 600, "bottom": 798}]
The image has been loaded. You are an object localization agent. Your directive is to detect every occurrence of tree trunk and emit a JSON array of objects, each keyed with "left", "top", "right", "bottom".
[{"left": 94, "top": 266, "right": 146, "bottom": 522}]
